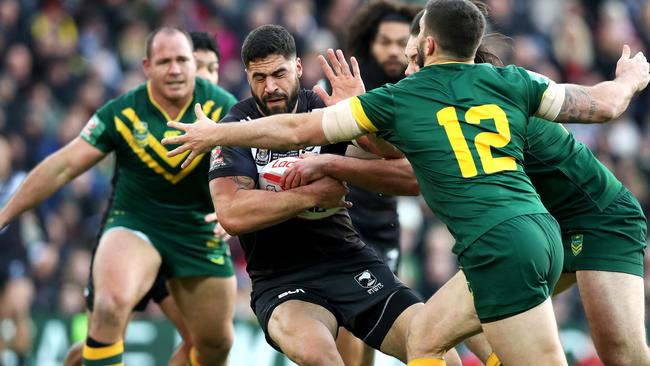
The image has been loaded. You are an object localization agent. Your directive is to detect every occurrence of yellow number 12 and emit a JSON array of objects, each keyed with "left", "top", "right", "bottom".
[{"left": 437, "top": 104, "right": 516, "bottom": 178}]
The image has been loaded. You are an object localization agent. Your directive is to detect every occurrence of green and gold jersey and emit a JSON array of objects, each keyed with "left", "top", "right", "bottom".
[
  {"left": 351, "top": 63, "right": 554, "bottom": 253},
  {"left": 80, "top": 77, "right": 237, "bottom": 227},
  {"left": 525, "top": 117, "right": 623, "bottom": 223}
]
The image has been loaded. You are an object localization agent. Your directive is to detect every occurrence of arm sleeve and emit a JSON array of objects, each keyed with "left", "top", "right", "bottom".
[
  {"left": 321, "top": 85, "right": 396, "bottom": 143},
  {"left": 79, "top": 105, "right": 116, "bottom": 153},
  {"left": 520, "top": 68, "right": 565, "bottom": 121},
  {"left": 354, "top": 85, "right": 396, "bottom": 132}
]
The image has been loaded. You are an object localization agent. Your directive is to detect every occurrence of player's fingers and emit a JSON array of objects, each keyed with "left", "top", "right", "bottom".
[
  {"left": 280, "top": 167, "right": 293, "bottom": 188},
  {"left": 313, "top": 85, "right": 331, "bottom": 105},
  {"left": 167, "top": 144, "right": 189, "bottom": 157},
  {"left": 336, "top": 49, "right": 351, "bottom": 76},
  {"left": 340, "top": 199, "right": 353, "bottom": 208},
  {"left": 318, "top": 54, "right": 336, "bottom": 81},
  {"left": 327, "top": 48, "right": 342, "bottom": 76},
  {"left": 214, "top": 224, "right": 231, "bottom": 241},
  {"left": 161, "top": 135, "right": 181, "bottom": 145},
  {"left": 291, "top": 172, "right": 304, "bottom": 188},
  {"left": 204, "top": 212, "right": 218, "bottom": 222},
  {"left": 350, "top": 56, "right": 361, "bottom": 79},
  {"left": 166, "top": 121, "right": 188, "bottom": 133},
  {"left": 621, "top": 44, "right": 631, "bottom": 60},
  {"left": 181, "top": 151, "right": 197, "bottom": 169},
  {"left": 194, "top": 103, "right": 207, "bottom": 120}
]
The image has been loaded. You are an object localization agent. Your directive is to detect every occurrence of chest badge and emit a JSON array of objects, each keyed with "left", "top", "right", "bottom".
[{"left": 133, "top": 121, "right": 149, "bottom": 148}]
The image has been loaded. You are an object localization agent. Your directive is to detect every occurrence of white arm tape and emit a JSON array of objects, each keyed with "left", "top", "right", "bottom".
[
  {"left": 535, "top": 80, "right": 565, "bottom": 121},
  {"left": 321, "top": 98, "right": 364, "bottom": 143}
]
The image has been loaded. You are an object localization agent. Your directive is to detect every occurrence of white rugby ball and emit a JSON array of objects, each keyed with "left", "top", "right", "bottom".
[{"left": 258, "top": 156, "right": 340, "bottom": 220}]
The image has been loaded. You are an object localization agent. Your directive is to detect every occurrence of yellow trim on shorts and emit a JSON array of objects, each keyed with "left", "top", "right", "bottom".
[
  {"left": 349, "top": 97, "right": 378, "bottom": 133},
  {"left": 82, "top": 340, "right": 124, "bottom": 360}
]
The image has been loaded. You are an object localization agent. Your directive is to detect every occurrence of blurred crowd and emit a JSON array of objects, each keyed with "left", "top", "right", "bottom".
[{"left": 0, "top": 0, "right": 649, "bottom": 362}]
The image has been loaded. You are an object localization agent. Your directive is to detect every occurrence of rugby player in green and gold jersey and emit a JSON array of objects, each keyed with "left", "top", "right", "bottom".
[
  {"left": 401, "top": 14, "right": 649, "bottom": 364},
  {"left": 162, "top": 1, "right": 650, "bottom": 365},
  {"left": 0, "top": 27, "right": 237, "bottom": 366}
]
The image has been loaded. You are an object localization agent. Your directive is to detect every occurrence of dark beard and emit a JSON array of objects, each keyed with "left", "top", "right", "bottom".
[
  {"left": 252, "top": 77, "right": 300, "bottom": 116},
  {"left": 359, "top": 57, "right": 405, "bottom": 89},
  {"left": 416, "top": 49, "right": 425, "bottom": 69}
]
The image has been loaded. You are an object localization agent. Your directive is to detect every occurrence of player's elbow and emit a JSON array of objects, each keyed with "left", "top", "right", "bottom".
[{"left": 218, "top": 216, "right": 247, "bottom": 236}]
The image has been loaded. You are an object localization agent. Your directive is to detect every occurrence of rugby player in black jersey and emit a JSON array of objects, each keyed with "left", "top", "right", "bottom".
[{"left": 206, "top": 25, "right": 459, "bottom": 365}]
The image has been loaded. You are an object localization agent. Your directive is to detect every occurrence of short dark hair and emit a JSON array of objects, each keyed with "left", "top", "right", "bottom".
[
  {"left": 410, "top": 9, "right": 424, "bottom": 36},
  {"left": 241, "top": 25, "right": 296, "bottom": 67},
  {"left": 190, "top": 31, "right": 220, "bottom": 60},
  {"left": 145, "top": 27, "right": 193, "bottom": 59},
  {"left": 347, "top": 0, "right": 422, "bottom": 62},
  {"left": 423, "top": 0, "right": 485, "bottom": 59}
]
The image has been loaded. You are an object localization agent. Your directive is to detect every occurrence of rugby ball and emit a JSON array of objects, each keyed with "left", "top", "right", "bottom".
[{"left": 258, "top": 156, "right": 340, "bottom": 220}]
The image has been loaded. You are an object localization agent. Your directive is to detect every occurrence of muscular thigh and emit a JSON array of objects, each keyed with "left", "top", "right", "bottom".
[
  {"left": 168, "top": 276, "right": 236, "bottom": 339},
  {"left": 268, "top": 300, "right": 339, "bottom": 353},
  {"left": 92, "top": 227, "right": 161, "bottom": 307}
]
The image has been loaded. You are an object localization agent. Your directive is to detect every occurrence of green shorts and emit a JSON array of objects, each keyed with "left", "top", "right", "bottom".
[
  {"left": 560, "top": 188, "right": 647, "bottom": 277},
  {"left": 458, "top": 213, "right": 563, "bottom": 323},
  {"left": 103, "top": 211, "right": 234, "bottom": 278}
]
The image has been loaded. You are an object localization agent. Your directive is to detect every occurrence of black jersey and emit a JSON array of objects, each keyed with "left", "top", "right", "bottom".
[{"left": 208, "top": 90, "right": 365, "bottom": 281}]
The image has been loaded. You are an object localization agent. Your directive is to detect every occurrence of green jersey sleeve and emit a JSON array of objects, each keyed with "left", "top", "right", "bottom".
[
  {"left": 352, "top": 84, "right": 396, "bottom": 132},
  {"left": 79, "top": 103, "right": 117, "bottom": 153},
  {"left": 516, "top": 67, "right": 553, "bottom": 116}
]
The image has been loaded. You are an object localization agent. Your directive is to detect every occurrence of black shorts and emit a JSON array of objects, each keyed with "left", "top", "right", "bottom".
[
  {"left": 251, "top": 245, "right": 421, "bottom": 352},
  {"left": 351, "top": 213, "right": 401, "bottom": 273},
  {"left": 85, "top": 270, "right": 169, "bottom": 312}
]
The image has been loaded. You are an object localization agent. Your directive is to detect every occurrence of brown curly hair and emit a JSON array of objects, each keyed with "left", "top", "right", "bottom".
[{"left": 346, "top": 0, "right": 422, "bottom": 63}]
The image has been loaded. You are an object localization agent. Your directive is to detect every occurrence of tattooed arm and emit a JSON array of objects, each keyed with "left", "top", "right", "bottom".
[
  {"left": 209, "top": 174, "right": 349, "bottom": 235},
  {"left": 552, "top": 45, "right": 650, "bottom": 123}
]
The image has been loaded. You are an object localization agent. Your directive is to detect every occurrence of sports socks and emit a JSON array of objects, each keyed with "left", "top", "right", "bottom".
[
  {"left": 486, "top": 352, "right": 502, "bottom": 366},
  {"left": 188, "top": 347, "right": 203, "bottom": 366},
  {"left": 407, "top": 358, "right": 446, "bottom": 366},
  {"left": 82, "top": 337, "right": 123, "bottom": 366}
]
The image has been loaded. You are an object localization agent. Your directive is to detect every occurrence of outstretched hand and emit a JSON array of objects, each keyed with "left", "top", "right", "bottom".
[
  {"left": 204, "top": 212, "right": 232, "bottom": 242},
  {"left": 313, "top": 48, "right": 366, "bottom": 106},
  {"left": 162, "top": 103, "right": 219, "bottom": 169},
  {"left": 616, "top": 44, "right": 650, "bottom": 93}
]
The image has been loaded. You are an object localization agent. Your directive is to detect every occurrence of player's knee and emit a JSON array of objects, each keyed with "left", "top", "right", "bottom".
[
  {"left": 288, "top": 342, "right": 340, "bottom": 366},
  {"left": 406, "top": 312, "right": 448, "bottom": 357},
  {"left": 596, "top": 339, "right": 650, "bottom": 366},
  {"left": 92, "top": 292, "right": 133, "bottom": 327},
  {"left": 193, "top": 330, "right": 233, "bottom": 360}
]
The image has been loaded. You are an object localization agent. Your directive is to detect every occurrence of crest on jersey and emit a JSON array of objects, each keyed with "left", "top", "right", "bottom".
[
  {"left": 133, "top": 121, "right": 149, "bottom": 148},
  {"left": 570, "top": 234, "right": 583, "bottom": 256},
  {"left": 255, "top": 149, "right": 270, "bottom": 165}
]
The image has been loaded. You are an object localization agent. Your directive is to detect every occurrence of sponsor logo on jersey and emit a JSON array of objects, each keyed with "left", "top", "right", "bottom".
[
  {"left": 278, "top": 288, "right": 305, "bottom": 299},
  {"left": 133, "top": 121, "right": 149, "bottom": 147},
  {"left": 252, "top": 147, "right": 322, "bottom": 170},
  {"left": 354, "top": 270, "right": 384, "bottom": 294},
  {"left": 571, "top": 234, "right": 583, "bottom": 256},
  {"left": 210, "top": 146, "right": 227, "bottom": 170}
]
